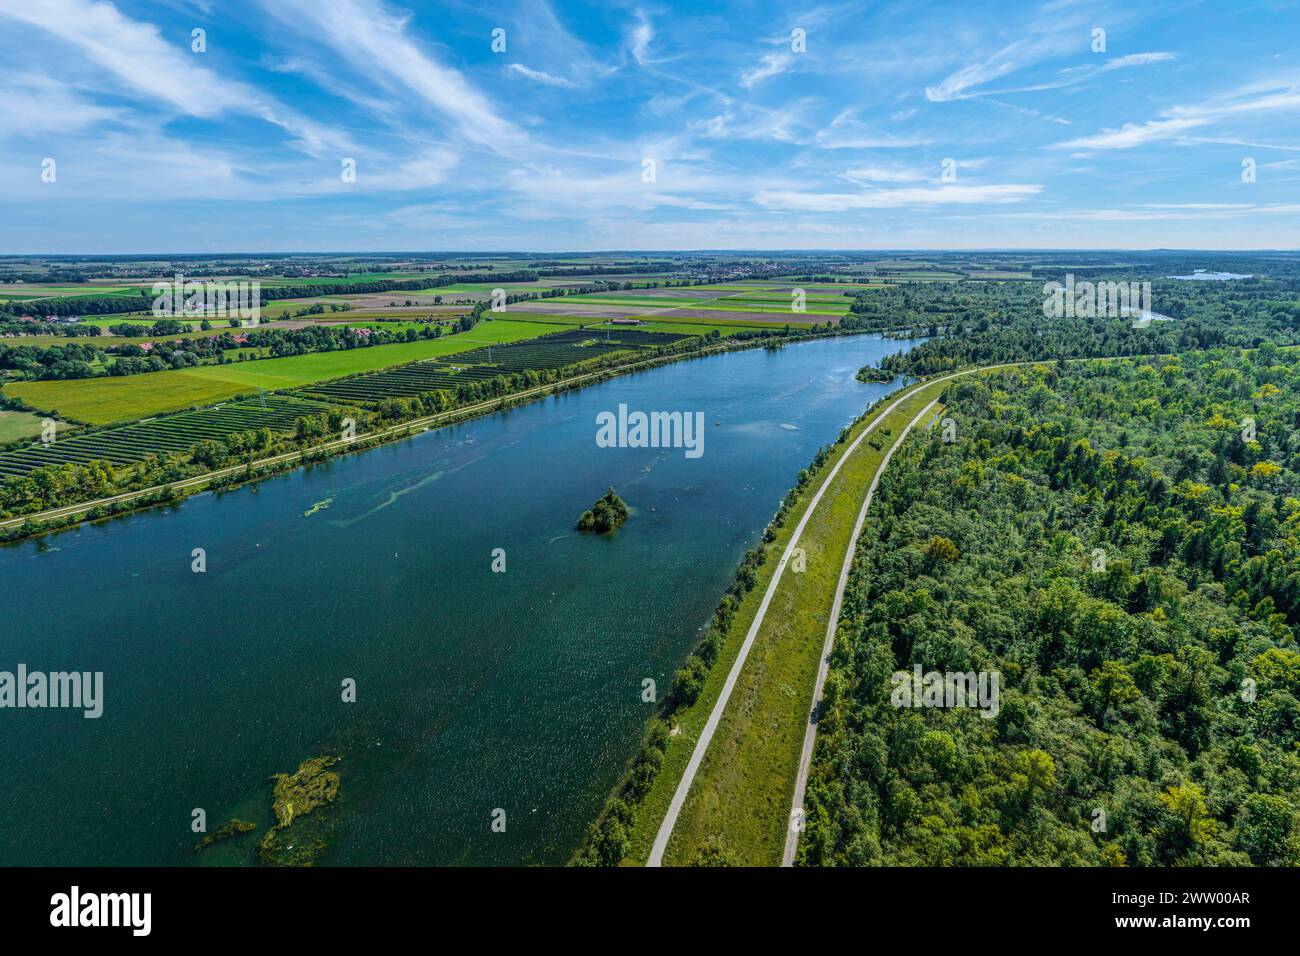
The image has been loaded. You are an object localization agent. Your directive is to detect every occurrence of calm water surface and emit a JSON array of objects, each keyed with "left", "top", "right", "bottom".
[{"left": 0, "top": 335, "right": 918, "bottom": 865}]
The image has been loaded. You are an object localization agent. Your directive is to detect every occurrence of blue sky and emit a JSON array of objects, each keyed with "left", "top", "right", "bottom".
[{"left": 1, "top": 0, "right": 1298, "bottom": 253}]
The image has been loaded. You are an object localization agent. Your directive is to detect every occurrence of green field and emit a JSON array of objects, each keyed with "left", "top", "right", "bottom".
[
  {"left": 0, "top": 410, "right": 63, "bottom": 444},
  {"left": 490, "top": 311, "right": 780, "bottom": 335},
  {"left": 0, "top": 284, "right": 145, "bottom": 301},
  {"left": 3, "top": 321, "right": 559, "bottom": 424}
]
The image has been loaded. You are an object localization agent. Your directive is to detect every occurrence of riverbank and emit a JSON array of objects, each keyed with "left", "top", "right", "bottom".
[
  {"left": 572, "top": 372, "right": 938, "bottom": 864},
  {"left": 0, "top": 334, "right": 922, "bottom": 866},
  {"left": 0, "top": 327, "right": 868, "bottom": 543}
]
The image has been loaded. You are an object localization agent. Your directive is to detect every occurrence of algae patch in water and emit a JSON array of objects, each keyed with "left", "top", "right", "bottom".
[
  {"left": 196, "top": 818, "right": 256, "bottom": 852},
  {"left": 257, "top": 755, "right": 342, "bottom": 866},
  {"left": 303, "top": 498, "right": 333, "bottom": 517}
]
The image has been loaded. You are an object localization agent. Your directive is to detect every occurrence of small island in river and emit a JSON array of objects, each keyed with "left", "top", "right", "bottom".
[{"left": 577, "top": 488, "right": 629, "bottom": 534}]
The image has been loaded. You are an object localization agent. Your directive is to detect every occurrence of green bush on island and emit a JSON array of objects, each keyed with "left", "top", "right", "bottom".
[
  {"left": 577, "top": 488, "right": 629, "bottom": 534},
  {"left": 855, "top": 365, "right": 894, "bottom": 383}
]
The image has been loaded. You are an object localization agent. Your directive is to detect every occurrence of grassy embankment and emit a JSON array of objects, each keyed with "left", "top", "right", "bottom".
[
  {"left": 659, "top": 383, "right": 946, "bottom": 865},
  {"left": 613, "top": 376, "right": 946, "bottom": 865}
]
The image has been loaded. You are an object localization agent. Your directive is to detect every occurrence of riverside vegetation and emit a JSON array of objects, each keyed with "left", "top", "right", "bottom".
[
  {"left": 802, "top": 351, "right": 1300, "bottom": 866},
  {"left": 0, "top": 318, "right": 888, "bottom": 537}
]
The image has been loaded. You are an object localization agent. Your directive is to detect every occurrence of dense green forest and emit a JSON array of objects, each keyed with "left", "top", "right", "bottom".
[
  {"left": 848, "top": 271, "right": 1300, "bottom": 376},
  {"left": 801, "top": 349, "right": 1300, "bottom": 867}
]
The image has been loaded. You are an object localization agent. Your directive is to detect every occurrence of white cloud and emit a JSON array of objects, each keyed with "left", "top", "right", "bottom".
[
  {"left": 0, "top": 0, "right": 351, "bottom": 155},
  {"left": 1055, "top": 117, "right": 1209, "bottom": 150},
  {"left": 261, "top": 0, "right": 524, "bottom": 152},
  {"left": 996, "top": 203, "right": 1300, "bottom": 221},
  {"left": 1055, "top": 77, "right": 1300, "bottom": 150},
  {"left": 841, "top": 165, "right": 928, "bottom": 184},
  {"left": 755, "top": 183, "right": 1043, "bottom": 211},
  {"left": 505, "top": 64, "right": 578, "bottom": 88},
  {"left": 0, "top": 73, "right": 126, "bottom": 135},
  {"left": 629, "top": 10, "right": 654, "bottom": 65},
  {"left": 814, "top": 109, "right": 929, "bottom": 149},
  {"left": 1099, "top": 51, "right": 1176, "bottom": 71},
  {"left": 739, "top": 52, "right": 794, "bottom": 89}
]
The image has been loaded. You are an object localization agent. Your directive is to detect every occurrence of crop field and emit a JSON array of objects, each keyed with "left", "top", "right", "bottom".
[
  {"left": 302, "top": 362, "right": 525, "bottom": 402},
  {"left": 301, "top": 328, "right": 689, "bottom": 404},
  {"left": 504, "top": 290, "right": 850, "bottom": 325},
  {"left": 623, "top": 314, "right": 790, "bottom": 331},
  {"left": 0, "top": 395, "right": 330, "bottom": 478},
  {"left": 486, "top": 312, "right": 764, "bottom": 335},
  {"left": 0, "top": 410, "right": 63, "bottom": 445},
  {"left": 2, "top": 321, "right": 558, "bottom": 424},
  {"left": 658, "top": 308, "right": 837, "bottom": 323},
  {"left": 0, "top": 283, "right": 146, "bottom": 301}
]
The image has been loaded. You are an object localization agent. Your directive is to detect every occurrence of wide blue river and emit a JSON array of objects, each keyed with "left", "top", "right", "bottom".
[{"left": 0, "top": 334, "right": 917, "bottom": 865}]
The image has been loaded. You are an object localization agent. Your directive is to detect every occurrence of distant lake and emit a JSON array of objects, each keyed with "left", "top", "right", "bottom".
[
  {"left": 1166, "top": 271, "right": 1253, "bottom": 281},
  {"left": 0, "top": 333, "right": 921, "bottom": 866}
]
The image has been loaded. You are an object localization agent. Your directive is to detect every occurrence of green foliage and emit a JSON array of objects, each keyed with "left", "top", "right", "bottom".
[
  {"left": 801, "top": 352, "right": 1300, "bottom": 867},
  {"left": 577, "top": 487, "right": 630, "bottom": 534},
  {"left": 672, "top": 656, "right": 709, "bottom": 707}
]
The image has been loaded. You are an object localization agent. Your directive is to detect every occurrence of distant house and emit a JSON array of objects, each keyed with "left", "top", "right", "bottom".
[
  {"left": 138, "top": 341, "right": 154, "bottom": 352},
  {"left": 610, "top": 317, "right": 644, "bottom": 325}
]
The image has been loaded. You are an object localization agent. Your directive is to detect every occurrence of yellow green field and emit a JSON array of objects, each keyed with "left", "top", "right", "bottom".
[
  {"left": 0, "top": 409, "right": 69, "bottom": 444},
  {"left": 3, "top": 320, "right": 559, "bottom": 424}
]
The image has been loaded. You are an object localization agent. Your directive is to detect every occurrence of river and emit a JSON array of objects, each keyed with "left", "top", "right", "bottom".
[{"left": 0, "top": 334, "right": 919, "bottom": 865}]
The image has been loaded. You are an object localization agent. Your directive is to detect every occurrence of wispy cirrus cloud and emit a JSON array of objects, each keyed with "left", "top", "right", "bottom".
[
  {"left": 922, "top": 5, "right": 1162, "bottom": 103},
  {"left": 739, "top": 52, "right": 795, "bottom": 89},
  {"left": 0, "top": 73, "right": 126, "bottom": 135},
  {"left": 814, "top": 109, "right": 929, "bottom": 149},
  {"left": 628, "top": 9, "right": 655, "bottom": 65},
  {"left": 505, "top": 63, "right": 578, "bottom": 88},
  {"left": 996, "top": 202, "right": 1300, "bottom": 221},
  {"left": 259, "top": 0, "right": 524, "bottom": 153},
  {"left": 0, "top": 0, "right": 353, "bottom": 154},
  {"left": 756, "top": 183, "right": 1043, "bottom": 211},
  {"left": 2, "top": 0, "right": 1298, "bottom": 251},
  {"left": 1055, "top": 77, "right": 1300, "bottom": 149}
]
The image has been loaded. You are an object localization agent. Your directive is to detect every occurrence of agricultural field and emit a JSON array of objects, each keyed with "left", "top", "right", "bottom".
[
  {"left": 489, "top": 310, "right": 786, "bottom": 333},
  {"left": 302, "top": 328, "right": 689, "bottom": 404},
  {"left": 0, "top": 409, "right": 63, "bottom": 445},
  {"left": 0, "top": 395, "right": 330, "bottom": 478},
  {"left": 2, "top": 321, "right": 559, "bottom": 424},
  {"left": 0, "top": 283, "right": 147, "bottom": 301},
  {"left": 504, "top": 287, "right": 852, "bottom": 325}
]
